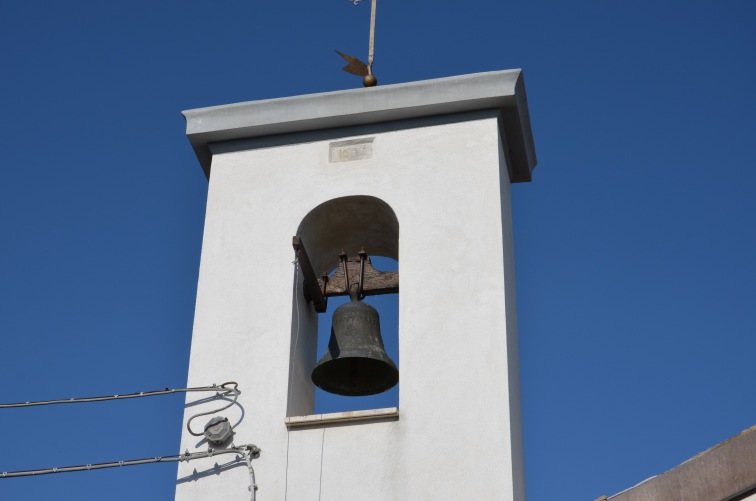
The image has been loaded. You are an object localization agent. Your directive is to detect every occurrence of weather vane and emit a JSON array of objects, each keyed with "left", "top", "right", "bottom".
[{"left": 336, "top": 0, "right": 378, "bottom": 87}]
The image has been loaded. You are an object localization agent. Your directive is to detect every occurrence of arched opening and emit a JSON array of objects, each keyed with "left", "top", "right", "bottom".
[
  {"left": 291, "top": 195, "right": 399, "bottom": 416},
  {"left": 296, "top": 195, "right": 399, "bottom": 273}
]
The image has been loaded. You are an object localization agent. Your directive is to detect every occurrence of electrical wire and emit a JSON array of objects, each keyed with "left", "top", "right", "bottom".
[
  {"left": 185, "top": 382, "right": 240, "bottom": 436},
  {"left": 0, "top": 444, "right": 260, "bottom": 480},
  {"left": 0, "top": 383, "right": 237, "bottom": 409},
  {"left": 243, "top": 445, "right": 259, "bottom": 501},
  {"left": 285, "top": 254, "right": 302, "bottom": 501},
  {"left": 0, "top": 382, "right": 241, "bottom": 438},
  {"left": 0, "top": 383, "right": 255, "bottom": 495}
]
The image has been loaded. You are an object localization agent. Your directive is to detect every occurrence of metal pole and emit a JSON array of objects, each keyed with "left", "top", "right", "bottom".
[{"left": 367, "top": 0, "right": 376, "bottom": 74}]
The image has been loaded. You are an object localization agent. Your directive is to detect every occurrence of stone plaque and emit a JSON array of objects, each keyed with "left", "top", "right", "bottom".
[{"left": 330, "top": 138, "right": 374, "bottom": 163}]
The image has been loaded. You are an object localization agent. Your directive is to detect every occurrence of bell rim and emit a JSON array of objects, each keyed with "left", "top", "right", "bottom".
[{"left": 311, "top": 356, "right": 399, "bottom": 396}]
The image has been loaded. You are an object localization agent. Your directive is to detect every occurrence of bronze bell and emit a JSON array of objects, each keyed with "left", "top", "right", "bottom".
[{"left": 311, "top": 292, "right": 399, "bottom": 396}]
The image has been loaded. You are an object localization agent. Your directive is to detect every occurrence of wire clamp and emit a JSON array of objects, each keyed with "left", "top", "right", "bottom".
[{"left": 86, "top": 464, "right": 92, "bottom": 470}]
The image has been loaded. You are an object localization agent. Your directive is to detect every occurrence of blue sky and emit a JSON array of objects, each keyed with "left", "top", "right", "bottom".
[{"left": 1, "top": 1, "right": 755, "bottom": 500}]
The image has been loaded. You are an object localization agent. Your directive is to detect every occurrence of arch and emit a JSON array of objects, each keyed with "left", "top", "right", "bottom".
[
  {"left": 296, "top": 195, "right": 399, "bottom": 277},
  {"left": 288, "top": 195, "right": 400, "bottom": 417}
]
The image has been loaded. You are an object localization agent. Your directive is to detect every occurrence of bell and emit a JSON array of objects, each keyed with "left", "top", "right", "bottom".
[{"left": 311, "top": 294, "right": 399, "bottom": 396}]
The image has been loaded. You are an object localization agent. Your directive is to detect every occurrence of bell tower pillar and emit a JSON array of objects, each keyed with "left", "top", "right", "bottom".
[{"left": 176, "top": 70, "right": 537, "bottom": 500}]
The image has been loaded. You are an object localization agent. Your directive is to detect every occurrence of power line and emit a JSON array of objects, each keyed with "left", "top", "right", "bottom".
[
  {"left": 0, "top": 382, "right": 258, "bottom": 498},
  {"left": 0, "top": 383, "right": 237, "bottom": 409},
  {"left": 184, "top": 383, "right": 240, "bottom": 437},
  {"left": 1, "top": 382, "right": 241, "bottom": 438},
  {"left": 0, "top": 443, "right": 259, "bottom": 479}
]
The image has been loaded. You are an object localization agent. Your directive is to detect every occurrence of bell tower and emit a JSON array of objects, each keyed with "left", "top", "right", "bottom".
[{"left": 176, "top": 70, "right": 537, "bottom": 500}]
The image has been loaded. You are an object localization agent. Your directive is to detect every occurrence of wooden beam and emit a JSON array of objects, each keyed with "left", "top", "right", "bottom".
[
  {"left": 292, "top": 236, "right": 328, "bottom": 313},
  {"left": 320, "top": 257, "right": 398, "bottom": 297}
]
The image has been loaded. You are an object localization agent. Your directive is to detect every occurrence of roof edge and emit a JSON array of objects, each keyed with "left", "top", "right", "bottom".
[
  {"left": 605, "top": 425, "right": 756, "bottom": 501},
  {"left": 182, "top": 70, "right": 537, "bottom": 182}
]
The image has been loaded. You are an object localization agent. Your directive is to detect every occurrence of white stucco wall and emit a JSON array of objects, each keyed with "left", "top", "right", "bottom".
[{"left": 175, "top": 110, "right": 525, "bottom": 500}]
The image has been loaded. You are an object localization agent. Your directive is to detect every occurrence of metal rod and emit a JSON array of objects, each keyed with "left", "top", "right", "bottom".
[
  {"left": 358, "top": 248, "right": 367, "bottom": 299},
  {"left": 367, "top": 0, "right": 377, "bottom": 73},
  {"left": 339, "top": 250, "right": 351, "bottom": 294}
]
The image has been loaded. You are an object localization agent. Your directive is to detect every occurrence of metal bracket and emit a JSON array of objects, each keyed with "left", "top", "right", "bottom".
[
  {"left": 292, "top": 236, "right": 399, "bottom": 313},
  {"left": 322, "top": 253, "right": 398, "bottom": 298},
  {"left": 292, "top": 236, "right": 328, "bottom": 313}
]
